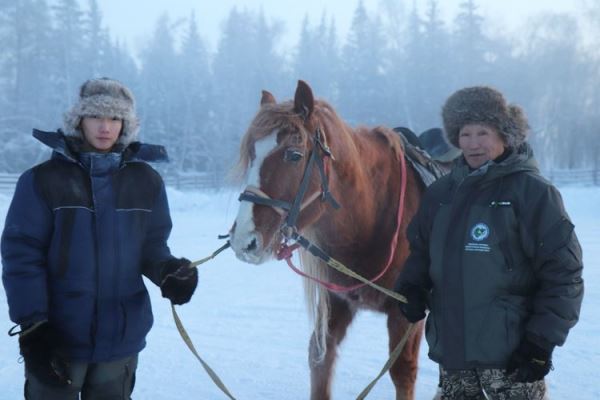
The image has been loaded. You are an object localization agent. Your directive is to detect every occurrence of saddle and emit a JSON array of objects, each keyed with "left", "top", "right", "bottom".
[{"left": 393, "top": 127, "right": 456, "bottom": 188}]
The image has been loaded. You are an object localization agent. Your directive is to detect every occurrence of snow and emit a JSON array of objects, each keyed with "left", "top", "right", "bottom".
[{"left": 0, "top": 186, "right": 598, "bottom": 399}]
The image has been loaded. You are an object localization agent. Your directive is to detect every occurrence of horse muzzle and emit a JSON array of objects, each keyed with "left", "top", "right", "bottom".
[{"left": 230, "top": 230, "right": 273, "bottom": 264}]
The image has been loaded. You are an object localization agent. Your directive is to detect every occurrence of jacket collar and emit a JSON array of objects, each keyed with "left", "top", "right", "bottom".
[
  {"left": 32, "top": 129, "right": 169, "bottom": 164},
  {"left": 451, "top": 142, "right": 539, "bottom": 186}
]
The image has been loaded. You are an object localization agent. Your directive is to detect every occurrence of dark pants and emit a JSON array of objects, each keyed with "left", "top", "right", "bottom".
[{"left": 25, "top": 355, "right": 138, "bottom": 400}]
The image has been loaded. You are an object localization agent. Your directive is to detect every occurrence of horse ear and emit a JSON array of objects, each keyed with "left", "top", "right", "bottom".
[
  {"left": 261, "top": 90, "right": 276, "bottom": 106},
  {"left": 294, "top": 80, "right": 314, "bottom": 121}
]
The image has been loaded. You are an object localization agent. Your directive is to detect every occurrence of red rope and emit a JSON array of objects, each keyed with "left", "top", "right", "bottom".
[{"left": 281, "top": 148, "right": 408, "bottom": 292}]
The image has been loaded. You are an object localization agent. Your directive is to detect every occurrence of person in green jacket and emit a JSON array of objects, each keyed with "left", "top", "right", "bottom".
[{"left": 394, "top": 86, "right": 584, "bottom": 399}]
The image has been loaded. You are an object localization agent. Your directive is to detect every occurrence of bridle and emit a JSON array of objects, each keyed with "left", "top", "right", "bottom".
[
  {"left": 237, "top": 124, "right": 408, "bottom": 294},
  {"left": 238, "top": 126, "right": 340, "bottom": 238}
]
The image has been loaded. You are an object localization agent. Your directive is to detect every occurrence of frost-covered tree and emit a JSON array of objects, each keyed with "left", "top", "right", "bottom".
[
  {"left": 451, "top": 0, "right": 491, "bottom": 86},
  {"left": 338, "top": 1, "right": 387, "bottom": 125},
  {"left": 173, "top": 11, "right": 213, "bottom": 173},
  {"left": 293, "top": 13, "right": 340, "bottom": 102},
  {"left": 212, "top": 7, "right": 285, "bottom": 173},
  {"left": 51, "top": 0, "right": 87, "bottom": 108},
  {"left": 516, "top": 13, "right": 586, "bottom": 169},
  {"left": 138, "top": 13, "right": 177, "bottom": 146}
]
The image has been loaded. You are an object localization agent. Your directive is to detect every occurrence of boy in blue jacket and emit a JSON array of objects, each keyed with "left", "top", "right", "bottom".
[{"left": 2, "top": 78, "right": 198, "bottom": 399}]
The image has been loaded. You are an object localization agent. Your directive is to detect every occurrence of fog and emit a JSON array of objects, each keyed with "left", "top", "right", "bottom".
[
  {"left": 96, "top": 0, "right": 589, "bottom": 51},
  {"left": 1, "top": 0, "right": 599, "bottom": 178}
]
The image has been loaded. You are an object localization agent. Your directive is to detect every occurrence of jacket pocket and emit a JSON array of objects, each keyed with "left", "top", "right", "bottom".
[
  {"left": 119, "top": 290, "right": 153, "bottom": 344},
  {"left": 473, "top": 296, "right": 528, "bottom": 364},
  {"left": 49, "top": 285, "right": 95, "bottom": 347}
]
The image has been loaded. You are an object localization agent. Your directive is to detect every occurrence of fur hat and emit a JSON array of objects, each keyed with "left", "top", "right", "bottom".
[
  {"left": 442, "top": 86, "right": 529, "bottom": 149},
  {"left": 63, "top": 78, "right": 139, "bottom": 146}
]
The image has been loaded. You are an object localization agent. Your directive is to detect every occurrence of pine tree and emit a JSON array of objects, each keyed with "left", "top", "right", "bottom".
[
  {"left": 293, "top": 13, "right": 339, "bottom": 101},
  {"left": 83, "top": 0, "right": 110, "bottom": 77},
  {"left": 51, "top": 0, "right": 87, "bottom": 108},
  {"left": 139, "top": 13, "right": 177, "bottom": 146},
  {"left": 174, "top": 11, "right": 213, "bottom": 173},
  {"left": 452, "top": 0, "right": 489, "bottom": 86},
  {"left": 338, "top": 1, "right": 386, "bottom": 125},
  {"left": 212, "top": 7, "right": 285, "bottom": 174}
]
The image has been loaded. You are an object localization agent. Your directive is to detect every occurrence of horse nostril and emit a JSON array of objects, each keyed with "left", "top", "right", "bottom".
[{"left": 246, "top": 238, "right": 257, "bottom": 252}]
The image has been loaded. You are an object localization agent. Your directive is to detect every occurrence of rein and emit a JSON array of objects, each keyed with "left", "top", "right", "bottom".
[{"left": 172, "top": 241, "right": 238, "bottom": 400}]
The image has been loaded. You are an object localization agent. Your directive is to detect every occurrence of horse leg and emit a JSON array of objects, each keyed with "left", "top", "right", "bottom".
[
  {"left": 387, "top": 307, "right": 423, "bottom": 400},
  {"left": 309, "top": 294, "right": 355, "bottom": 400}
]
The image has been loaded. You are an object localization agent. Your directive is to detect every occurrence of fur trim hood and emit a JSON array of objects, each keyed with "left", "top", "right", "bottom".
[
  {"left": 442, "top": 86, "right": 529, "bottom": 149},
  {"left": 63, "top": 78, "right": 139, "bottom": 146}
]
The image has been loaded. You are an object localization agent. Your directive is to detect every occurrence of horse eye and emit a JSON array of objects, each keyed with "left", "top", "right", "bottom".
[{"left": 284, "top": 149, "right": 304, "bottom": 162}]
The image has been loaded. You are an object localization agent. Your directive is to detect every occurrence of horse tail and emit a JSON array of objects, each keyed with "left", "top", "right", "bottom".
[{"left": 299, "top": 236, "right": 330, "bottom": 363}]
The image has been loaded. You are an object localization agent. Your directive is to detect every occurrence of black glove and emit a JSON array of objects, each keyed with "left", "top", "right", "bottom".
[
  {"left": 18, "top": 322, "right": 71, "bottom": 387},
  {"left": 394, "top": 282, "right": 428, "bottom": 323},
  {"left": 506, "top": 338, "right": 553, "bottom": 382},
  {"left": 160, "top": 257, "right": 198, "bottom": 305}
]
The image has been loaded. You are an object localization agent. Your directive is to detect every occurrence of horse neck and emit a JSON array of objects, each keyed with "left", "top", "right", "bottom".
[{"left": 315, "top": 127, "right": 402, "bottom": 245}]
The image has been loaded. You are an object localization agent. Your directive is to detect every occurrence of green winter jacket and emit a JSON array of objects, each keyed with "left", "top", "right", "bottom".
[{"left": 397, "top": 143, "right": 583, "bottom": 370}]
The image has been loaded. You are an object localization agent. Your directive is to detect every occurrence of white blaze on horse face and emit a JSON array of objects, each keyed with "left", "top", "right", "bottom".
[{"left": 232, "top": 133, "right": 279, "bottom": 264}]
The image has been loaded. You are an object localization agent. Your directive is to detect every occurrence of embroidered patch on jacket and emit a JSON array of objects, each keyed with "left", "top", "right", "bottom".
[{"left": 465, "top": 222, "right": 491, "bottom": 252}]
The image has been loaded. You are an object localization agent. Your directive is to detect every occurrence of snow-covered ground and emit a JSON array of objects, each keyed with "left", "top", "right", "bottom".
[{"left": 0, "top": 185, "right": 597, "bottom": 399}]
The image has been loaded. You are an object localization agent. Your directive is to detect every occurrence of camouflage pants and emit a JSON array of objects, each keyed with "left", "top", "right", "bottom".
[{"left": 440, "top": 367, "right": 547, "bottom": 400}]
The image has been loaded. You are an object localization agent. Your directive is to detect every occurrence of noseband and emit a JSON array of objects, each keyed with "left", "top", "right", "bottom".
[{"left": 238, "top": 127, "right": 340, "bottom": 235}]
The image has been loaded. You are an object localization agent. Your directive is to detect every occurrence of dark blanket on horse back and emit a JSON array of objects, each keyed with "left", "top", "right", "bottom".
[{"left": 393, "top": 127, "right": 452, "bottom": 188}]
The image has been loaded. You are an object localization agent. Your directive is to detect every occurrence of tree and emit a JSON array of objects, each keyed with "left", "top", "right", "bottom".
[
  {"left": 400, "top": 0, "right": 452, "bottom": 132},
  {"left": 82, "top": 0, "right": 111, "bottom": 78},
  {"left": 0, "top": 0, "right": 55, "bottom": 172},
  {"left": 211, "top": 7, "right": 286, "bottom": 174},
  {"left": 338, "top": 1, "right": 387, "bottom": 125},
  {"left": 51, "top": 0, "right": 87, "bottom": 108},
  {"left": 517, "top": 13, "right": 586, "bottom": 169},
  {"left": 293, "top": 13, "right": 339, "bottom": 102},
  {"left": 138, "top": 13, "right": 177, "bottom": 146},
  {"left": 451, "top": 0, "right": 490, "bottom": 86},
  {"left": 173, "top": 11, "right": 213, "bottom": 173}
]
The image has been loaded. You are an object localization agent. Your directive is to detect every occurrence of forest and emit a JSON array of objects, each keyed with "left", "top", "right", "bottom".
[{"left": 1, "top": 0, "right": 599, "bottom": 179}]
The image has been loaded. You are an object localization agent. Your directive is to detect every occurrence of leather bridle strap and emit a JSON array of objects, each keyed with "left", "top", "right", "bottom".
[
  {"left": 285, "top": 131, "right": 340, "bottom": 229},
  {"left": 284, "top": 143, "right": 319, "bottom": 228},
  {"left": 238, "top": 129, "right": 339, "bottom": 229},
  {"left": 238, "top": 186, "right": 291, "bottom": 216}
]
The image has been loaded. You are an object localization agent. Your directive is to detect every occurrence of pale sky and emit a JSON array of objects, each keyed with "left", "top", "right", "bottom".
[{"left": 89, "top": 0, "right": 587, "bottom": 53}]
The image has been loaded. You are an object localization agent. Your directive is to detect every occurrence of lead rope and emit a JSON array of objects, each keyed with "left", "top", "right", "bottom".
[
  {"left": 177, "top": 238, "right": 414, "bottom": 400},
  {"left": 286, "top": 230, "right": 415, "bottom": 400},
  {"left": 356, "top": 324, "right": 416, "bottom": 400},
  {"left": 171, "top": 241, "right": 237, "bottom": 400}
]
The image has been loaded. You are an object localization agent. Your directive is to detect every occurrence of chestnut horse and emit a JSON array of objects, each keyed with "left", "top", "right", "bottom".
[{"left": 230, "top": 81, "right": 425, "bottom": 400}]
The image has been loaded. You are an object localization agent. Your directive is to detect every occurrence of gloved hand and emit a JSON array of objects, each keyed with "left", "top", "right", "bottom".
[
  {"left": 506, "top": 338, "right": 553, "bottom": 382},
  {"left": 18, "top": 321, "right": 71, "bottom": 387},
  {"left": 160, "top": 257, "right": 198, "bottom": 305},
  {"left": 394, "top": 282, "right": 428, "bottom": 323}
]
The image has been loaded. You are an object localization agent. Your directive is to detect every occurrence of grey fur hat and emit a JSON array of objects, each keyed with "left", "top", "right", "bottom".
[
  {"left": 442, "top": 86, "right": 529, "bottom": 149},
  {"left": 63, "top": 78, "right": 139, "bottom": 146}
]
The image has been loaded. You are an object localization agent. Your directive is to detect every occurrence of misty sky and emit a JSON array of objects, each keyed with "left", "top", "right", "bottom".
[{"left": 88, "top": 0, "right": 586, "bottom": 52}]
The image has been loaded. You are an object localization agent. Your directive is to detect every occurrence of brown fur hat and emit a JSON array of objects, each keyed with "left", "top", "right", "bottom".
[
  {"left": 442, "top": 86, "right": 529, "bottom": 149},
  {"left": 63, "top": 78, "right": 139, "bottom": 146}
]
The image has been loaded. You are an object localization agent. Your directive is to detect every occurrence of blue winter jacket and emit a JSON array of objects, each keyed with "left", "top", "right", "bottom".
[{"left": 2, "top": 129, "right": 178, "bottom": 362}]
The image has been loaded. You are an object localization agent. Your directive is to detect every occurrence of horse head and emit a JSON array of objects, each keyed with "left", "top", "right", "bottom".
[{"left": 230, "top": 81, "right": 338, "bottom": 264}]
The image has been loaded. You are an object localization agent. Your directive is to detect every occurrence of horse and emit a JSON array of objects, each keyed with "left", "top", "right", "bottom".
[{"left": 229, "top": 80, "right": 426, "bottom": 400}]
